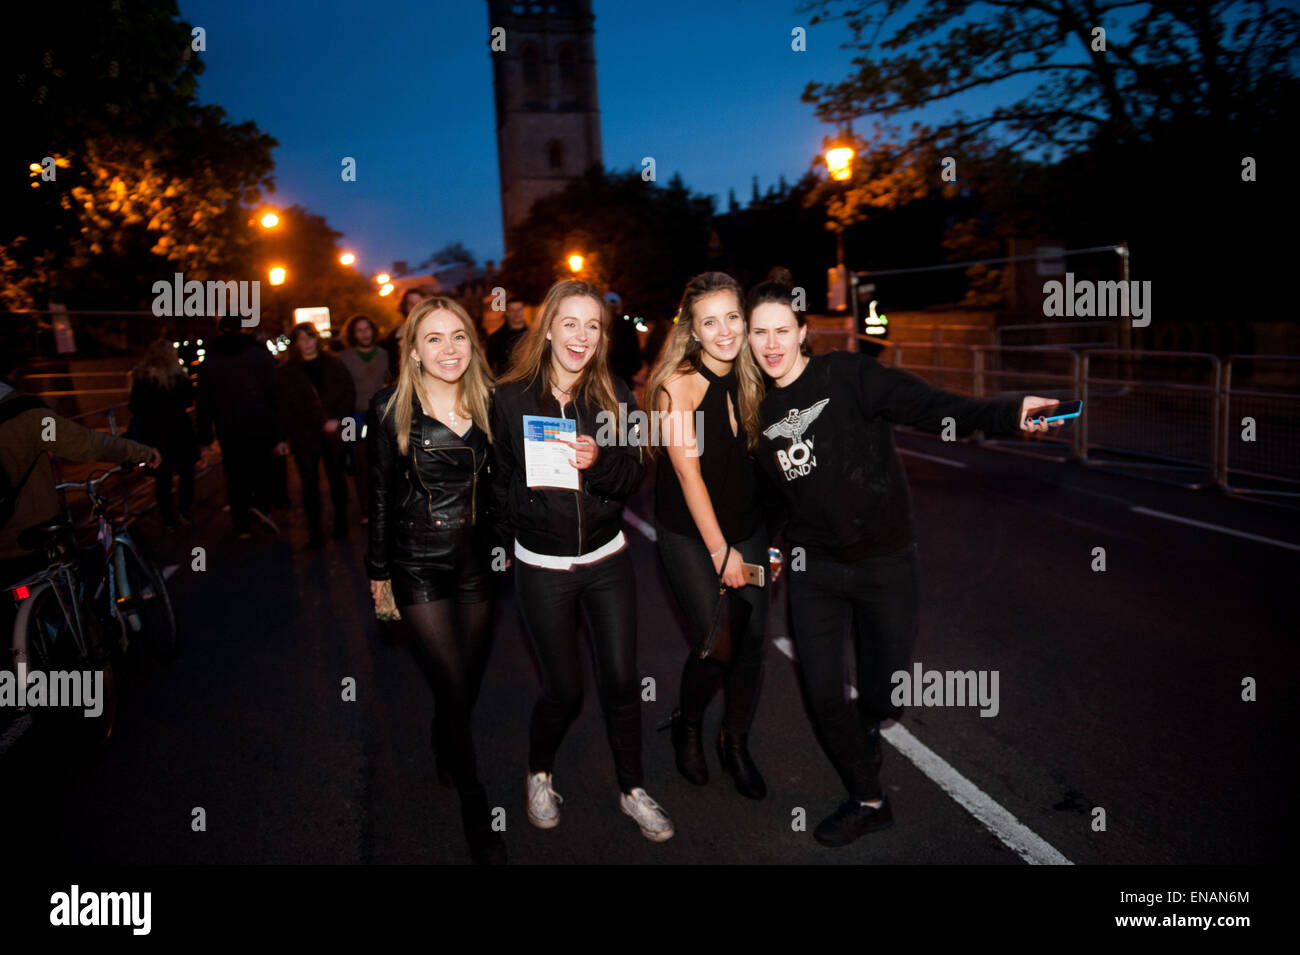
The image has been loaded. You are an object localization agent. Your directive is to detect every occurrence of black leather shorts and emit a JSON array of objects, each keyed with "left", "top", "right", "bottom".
[{"left": 389, "top": 524, "right": 492, "bottom": 606}]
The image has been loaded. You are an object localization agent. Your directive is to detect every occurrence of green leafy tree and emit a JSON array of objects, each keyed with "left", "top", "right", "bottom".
[{"left": 3, "top": 0, "right": 277, "bottom": 309}]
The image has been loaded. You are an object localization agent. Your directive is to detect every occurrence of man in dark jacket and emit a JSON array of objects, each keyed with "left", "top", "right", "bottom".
[
  {"left": 485, "top": 297, "right": 528, "bottom": 377},
  {"left": 196, "top": 315, "right": 283, "bottom": 539},
  {"left": 278, "top": 323, "right": 356, "bottom": 547}
]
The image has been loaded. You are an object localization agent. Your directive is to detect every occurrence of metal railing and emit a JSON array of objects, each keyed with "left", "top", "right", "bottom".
[
  {"left": 1218, "top": 355, "right": 1300, "bottom": 501},
  {"left": 879, "top": 341, "right": 1298, "bottom": 498}
]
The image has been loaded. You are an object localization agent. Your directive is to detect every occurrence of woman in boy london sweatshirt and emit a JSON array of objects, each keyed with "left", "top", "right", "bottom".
[{"left": 746, "top": 273, "right": 1062, "bottom": 848}]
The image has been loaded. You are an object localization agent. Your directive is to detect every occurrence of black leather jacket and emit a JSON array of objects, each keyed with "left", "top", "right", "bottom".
[{"left": 364, "top": 385, "right": 491, "bottom": 581}]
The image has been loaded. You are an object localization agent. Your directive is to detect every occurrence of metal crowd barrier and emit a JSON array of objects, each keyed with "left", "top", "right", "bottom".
[
  {"left": 1080, "top": 350, "right": 1221, "bottom": 489},
  {"left": 1218, "top": 355, "right": 1300, "bottom": 502},
  {"left": 877, "top": 341, "right": 1293, "bottom": 497}
]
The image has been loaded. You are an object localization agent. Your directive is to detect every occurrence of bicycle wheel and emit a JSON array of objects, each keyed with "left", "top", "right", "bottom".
[
  {"left": 116, "top": 539, "right": 177, "bottom": 661},
  {"left": 14, "top": 583, "right": 118, "bottom": 746}
]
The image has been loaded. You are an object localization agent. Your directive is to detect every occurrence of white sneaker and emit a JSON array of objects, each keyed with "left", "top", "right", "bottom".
[
  {"left": 619, "top": 787, "right": 675, "bottom": 842},
  {"left": 526, "top": 771, "right": 562, "bottom": 829}
]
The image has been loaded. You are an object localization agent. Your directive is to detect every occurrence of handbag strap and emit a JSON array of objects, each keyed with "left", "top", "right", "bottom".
[{"left": 715, "top": 544, "right": 733, "bottom": 592}]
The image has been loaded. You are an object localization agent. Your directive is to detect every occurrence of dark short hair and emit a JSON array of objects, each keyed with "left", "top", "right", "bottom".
[{"left": 218, "top": 314, "right": 245, "bottom": 334}]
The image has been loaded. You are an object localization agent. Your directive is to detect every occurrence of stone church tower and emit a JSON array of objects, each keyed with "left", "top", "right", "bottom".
[{"left": 487, "top": 0, "right": 603, "bottom": 252}]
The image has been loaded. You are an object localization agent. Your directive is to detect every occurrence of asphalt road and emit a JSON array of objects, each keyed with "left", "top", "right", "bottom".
[{"left": 3, "top": 427, "right": 1296, "bottom": 865}]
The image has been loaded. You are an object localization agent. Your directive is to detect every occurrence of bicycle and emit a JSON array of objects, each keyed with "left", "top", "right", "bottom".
[
  {"left": 6, "top": 520, "right": 118, "bottom": 746},
  {"left": 64, "top": 463, "right": 178, "bottom": 662}
]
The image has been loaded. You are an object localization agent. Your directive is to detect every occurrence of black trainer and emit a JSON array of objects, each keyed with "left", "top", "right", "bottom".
[{"left": 813, "top": 797, "right": 894, "bottom": 847}]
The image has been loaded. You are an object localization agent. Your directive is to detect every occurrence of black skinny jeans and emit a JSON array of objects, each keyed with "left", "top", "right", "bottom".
[
  {"left": 294, "top": 436, "right": 349, "bottom": 536},
  {"left": 787, "top": 541, "right": 920, "bottom": 802},
  {"left": 218, "top": 431, "right": 276, "bottom": 534},
  {"left": 514, "top": 548, "right": 643, "bottom": 794},
  {"left": 656, "top": 521, "right": 769, "bottom": 733}
]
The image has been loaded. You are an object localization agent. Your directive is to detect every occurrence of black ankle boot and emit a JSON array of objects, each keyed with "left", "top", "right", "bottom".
[
  {"left": 717, "top": 727, "right": 766, "bottom": 800},
  {"left": 460, "top": 787, "right": 507, "bottom": 865},
  {"left": 670, "top": 708, "right": 708, "bottom": 785}
]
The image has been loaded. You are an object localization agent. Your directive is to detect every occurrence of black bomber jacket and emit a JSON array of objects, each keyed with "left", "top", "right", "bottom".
[
  {"left": 490, "top": 376, "right": 645, "bottom": 557},
  {"left": 364, "top": 385, "right": 492, "bottom": 581}
]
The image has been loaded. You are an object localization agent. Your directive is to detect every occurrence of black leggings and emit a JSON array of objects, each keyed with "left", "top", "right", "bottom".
[
  {"left": 787, "top": 542, "right": 920, "bottom": 802},
  {"left": 400, "top": 597, "right": 493, "bottom": 796},
  {"left": 514, "top": 549, "right": 642, "bottom": 793},
  {"left": 656, "top": 522, "right": 769, "bottom": 733},
  {"left": 294, "top": 437, "right": 348, "bottom": 535}
]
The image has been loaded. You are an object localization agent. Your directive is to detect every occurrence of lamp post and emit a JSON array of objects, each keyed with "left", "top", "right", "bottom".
[{"left": 825, "top": 137, "right": 856, "bottom": 351}]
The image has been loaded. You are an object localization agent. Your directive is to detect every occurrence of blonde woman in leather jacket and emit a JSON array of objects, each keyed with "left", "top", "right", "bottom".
[{"left": 365, "top": 297, "right": 503, "bottom": 865}]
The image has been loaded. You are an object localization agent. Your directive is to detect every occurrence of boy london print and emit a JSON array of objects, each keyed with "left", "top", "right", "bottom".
[{"left": 764, "top": 397, "right": 828, "bottom": 480}]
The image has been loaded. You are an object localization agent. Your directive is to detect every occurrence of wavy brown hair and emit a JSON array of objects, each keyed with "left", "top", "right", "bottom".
[
  {"left": 645, "top": 272, "right": 764, "bottom": 455},
  {"left": 496, "top": 279, "right": 619, "bottom": 419},
  {"left": 383, "top": 297, "right": 492, "bottom": 454}
]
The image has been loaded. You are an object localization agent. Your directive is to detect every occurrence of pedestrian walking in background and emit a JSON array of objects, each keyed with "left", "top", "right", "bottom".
[
  {"left": 196, "top": 315, "right": 283, "bottom": 540},
  {"left": 337, "top": 314, "right": 388, "bottom": 524},
  {"left": 485, "top": 296, "right": 528, "bottom": 377},
  {"left": 605, "top": 291, "right": 643, "bottom": 392},
  {"left": 277, "top": 323, "right": 355, "bottom": 548},
  {"left": 129, "top": 340, "right": 200, "bottom": 530}
]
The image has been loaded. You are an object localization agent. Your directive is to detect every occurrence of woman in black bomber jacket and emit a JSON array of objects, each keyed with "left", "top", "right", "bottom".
[
  {"left": 365, "top": 297, "right": 504, "bottom": 865},
  {"left": 746, "top": 271, "right": 1064, "bottom": 850},
  {"left": 491, "top": 279, "right": 674, "bottom": 844}
]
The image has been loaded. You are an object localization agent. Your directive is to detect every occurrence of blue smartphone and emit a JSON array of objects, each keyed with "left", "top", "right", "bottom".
[{"left": 1027, "top": 399, "right": 1082, "bottom": 424}]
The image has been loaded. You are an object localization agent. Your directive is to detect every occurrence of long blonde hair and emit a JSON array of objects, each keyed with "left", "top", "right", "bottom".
[
  {"left": 645, "top": 272, "right": 764, "bottom": 454},
  {"left": 497, "top": 279, "right": 620, "bottom": 419},
  {"left": 134, "top": 339, "right": 186, "bottom": 389},
  {"left": 384, "top": 297, "right": 492, "bottom": 455}
]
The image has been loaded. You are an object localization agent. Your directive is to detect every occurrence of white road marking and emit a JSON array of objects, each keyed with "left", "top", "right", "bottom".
[
  {"left": 898, "top": 448, "right": 967, "bottom": 469},
  {"left": 623, "top": 510, "right": 657, "bottom": 542},
  {"left": 770, "top": 635, "right": 1071, "bottom": 865},
  {"left": 881, "top": 723, "right": 1072, "bottom": 865},
  {"left": 1131, "top": 506, "right": 1300, "bottom": 552}
]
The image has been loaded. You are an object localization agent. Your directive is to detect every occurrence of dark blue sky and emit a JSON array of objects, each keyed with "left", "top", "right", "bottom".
[{"left": 176, "top": 0, "right": 1022, "bottom": 277}]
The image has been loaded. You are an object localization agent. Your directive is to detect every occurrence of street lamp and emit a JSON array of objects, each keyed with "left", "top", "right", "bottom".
[
  {"left": 268, "top": 266, "right": 287, "bottom": 286},
  {"left": 826, "top": 145, "right": 854, "bottom": 182},
  {"left": 260, "top": 212, "right": 281, "bottom": 229},
  {"left": 339, "top": 252, "right": 356, "bottom": 266},
  {"left": 567, "top": 254, "right": 584, "bottom": 273},
  {"left": 824, "top": 135, "right": 856, "bottom": 349},
  {"left": 375, "top": 272, "right": 391, "bottom": 285},
  {"left": 378, "top": 283, "right": 395, "bottom": 297}
]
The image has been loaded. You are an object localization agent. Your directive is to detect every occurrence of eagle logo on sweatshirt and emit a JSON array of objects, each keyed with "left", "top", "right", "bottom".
[{"left": 763, "top": 398, "right": 827, "bottom": 480}]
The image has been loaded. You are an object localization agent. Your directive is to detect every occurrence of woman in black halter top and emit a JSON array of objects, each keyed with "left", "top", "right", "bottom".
[{"left": 647, "top": 272, "right": 771, "bottom": 799}]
